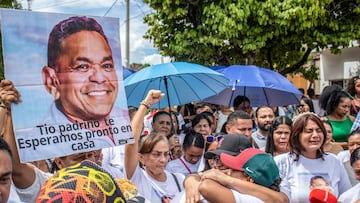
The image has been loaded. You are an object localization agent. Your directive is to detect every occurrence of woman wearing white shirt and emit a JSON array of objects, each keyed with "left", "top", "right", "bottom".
[
  {"left": 274, "top": 113, "right": 351, "bottom": 203},
  {"left": 166, "top": 132, "right": 205, "bottom": 176},
  {"left": 125, "top": 90, "right": 185, "bottom": 203},
  {"left": 339, "top": 147, "right": 360, "bottom": 202}
]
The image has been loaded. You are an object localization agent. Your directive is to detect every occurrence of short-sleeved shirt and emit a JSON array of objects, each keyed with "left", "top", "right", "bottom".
[
  {"left": 131, "top": 165, "right": 185, "bottom": 202},
  {"left": 326, "top": 115, "right": 353, "bottom": 142}
]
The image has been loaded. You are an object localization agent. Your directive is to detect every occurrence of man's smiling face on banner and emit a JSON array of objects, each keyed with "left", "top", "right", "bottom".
[{"left": 53, "top": 30, "right": 118, "bottom": 121}]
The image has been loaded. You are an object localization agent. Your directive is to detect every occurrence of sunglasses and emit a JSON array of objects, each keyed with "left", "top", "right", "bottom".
[
  {"left": 206, "top": 135, "right": 223, "bottom": 143},
  {"left": 296, "top": 104, "right": 304, "bottom": 108}
]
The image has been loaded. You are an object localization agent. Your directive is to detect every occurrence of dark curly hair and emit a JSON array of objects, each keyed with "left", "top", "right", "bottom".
[
  {"left": 346, "top": 76, "right": 360, "bottom": 96},
  {"left": 318, "top": 84, "right": 351, "bottom": 115}
]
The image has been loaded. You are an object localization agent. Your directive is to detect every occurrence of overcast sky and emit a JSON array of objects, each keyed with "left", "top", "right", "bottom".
[{"left": 20, "top": 0, "right": 171, "bottom": 66}]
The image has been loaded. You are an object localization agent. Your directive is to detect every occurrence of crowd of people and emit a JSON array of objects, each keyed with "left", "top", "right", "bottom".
[{"left": 1, "top": 15, "right": 360, "bottom": 203}]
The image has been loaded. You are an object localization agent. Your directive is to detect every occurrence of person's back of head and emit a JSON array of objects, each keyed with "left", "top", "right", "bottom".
[{"left": 36, "top": 160, "right": 127, "bottom": 203}]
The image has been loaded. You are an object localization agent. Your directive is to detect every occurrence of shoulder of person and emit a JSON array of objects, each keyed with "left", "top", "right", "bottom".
[
  {"left": 349, "top": 114, "right": 355, "bottom": 122},
  {"left": 273, "top": 152, "right": 291, "bottom": 162},
  {"left": 165, "top": 170, "right": 185, "bottom": 181}
]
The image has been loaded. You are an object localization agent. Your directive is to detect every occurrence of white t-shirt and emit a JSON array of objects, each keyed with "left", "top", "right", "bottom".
[
  {"left": 15, "top": 165, "right": 52, "bottom": 203},
  {"left": 275, "top": 153, "right": 351, "bottom": 203},
  {"left": 131, "top": 165, "right": 185, "bottom": 203},
  {"left": 101, "top": 145, "right": 125, "bottom": 178},
  {"left": 8, "top": 183, "right": 23, "bottom": 203},
  {"left": 251, "top": 130, "right": 267, "bottom": 149},
  {"left": 232, "top": 190, "right": 264, "bottom": 203},
  {"left": 171, "top": 189, "right": 264, "bottom": 203},
  {"left": 216, "top": 111, "right": 229, "bottom": 133},
  {"left": 338, "top": 182, "right": 360, "bottom": 203},
  {"left": 337, "top": 150, "right": 350, "bottom": 163},
  {"left": 166, "top": 156, "right": 202, "bottom": 176}
]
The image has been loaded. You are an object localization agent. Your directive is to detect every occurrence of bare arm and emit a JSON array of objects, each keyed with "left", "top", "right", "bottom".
[
  {"left": 0, "top": 80, "right": 36, "bottom": 189},
  {"left": 124, "top": 90, "right": 164, "bottom": 179},
  {"left": 183, "top": 174, "right": 202, "bottom": 203},
  {"left": 198, "top": 179, "right": 235, "bottom": 203},
  {"left": 201, "top": 169, "right": 289, "bottom": 203},
  {"left": 3, "top": 113, "right": 36, "bottom": 188}
]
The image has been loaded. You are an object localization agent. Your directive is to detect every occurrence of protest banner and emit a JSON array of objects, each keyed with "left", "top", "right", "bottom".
[{"left": 1, "top": 9, "right": 133, "bottom": 162}]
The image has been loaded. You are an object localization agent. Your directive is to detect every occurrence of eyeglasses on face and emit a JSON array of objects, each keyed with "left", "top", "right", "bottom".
[
  {"left": 206, "top": 135, "right": 223, "bottom": 143},
  {"left": 149, "top": 151, "right": 171, "bottom": 159}
]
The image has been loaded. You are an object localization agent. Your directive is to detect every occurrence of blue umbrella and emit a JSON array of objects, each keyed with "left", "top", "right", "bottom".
[
  {"left": 123, "top": 66, "right": 135, "bottom": 79},
  {"left": 204, "top": 65, "right": 303, "bottom": 107},
  {"left": 124, "top": 62, "right": 229, "bottom": 109}
]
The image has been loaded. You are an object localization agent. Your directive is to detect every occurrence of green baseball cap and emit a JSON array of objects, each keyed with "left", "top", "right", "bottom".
[{"left": 220, "top": 148, "right": 280, "bottom": 188}]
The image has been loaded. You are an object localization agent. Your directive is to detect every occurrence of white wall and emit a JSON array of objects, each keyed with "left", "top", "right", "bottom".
[{"left": 320, "top": 47, "right": 360, "bottom": 91}]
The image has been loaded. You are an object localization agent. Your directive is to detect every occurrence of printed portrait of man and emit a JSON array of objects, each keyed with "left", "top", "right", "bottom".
[{"left": 1, "top": 10, "right": 132, "bottom": 162}]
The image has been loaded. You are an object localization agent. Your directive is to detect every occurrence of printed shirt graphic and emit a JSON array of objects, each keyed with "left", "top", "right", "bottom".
[{"left": 274, "top": 153, "right": 351, "bottom": 203}]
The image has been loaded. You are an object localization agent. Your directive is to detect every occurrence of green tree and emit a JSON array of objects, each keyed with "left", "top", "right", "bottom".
[
  {"left": 143, "top": 0, "right": 360, "bottom": 76},
  {"left": 0, "top": 0, "right": 22, "bottom": 80}
]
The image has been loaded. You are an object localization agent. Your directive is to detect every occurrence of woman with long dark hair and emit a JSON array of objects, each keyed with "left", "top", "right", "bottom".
[
  {"left": 274, "top": 113, "right": 351, "bottom": 202},
  {"left": 319, "top": 84, "right": 354, "bottom": 146},
  {"left": 265, "top": 116, "right": 292, "bottom": 156}
]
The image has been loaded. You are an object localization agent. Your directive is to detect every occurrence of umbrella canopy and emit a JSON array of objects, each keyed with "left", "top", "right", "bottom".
[
  {"left": 124, "top": 62, "right": 229, "bottom": 109},
  {"left": 123, "top": 66, "right": 135, "bottom": 79},
  {"left": 204, "top": 65, "right": 303, "bottom": 107}
]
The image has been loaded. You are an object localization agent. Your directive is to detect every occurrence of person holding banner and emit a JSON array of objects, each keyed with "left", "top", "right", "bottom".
[
  {"left": 6, "top": 14, "right": 133, "bottom": 164},
  {"left": 0, "top": 14, "right": 132, "bottom": 202},
  {"left": 1, "top": 78, "right": 163, "bottom": 203},
  {"left": 0, "top": 87, "right": 97, "bottom": 202}
]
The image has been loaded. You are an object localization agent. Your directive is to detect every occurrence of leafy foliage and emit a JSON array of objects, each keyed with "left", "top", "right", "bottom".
[{"left": 143, "top": 0, "right": 360, "bottom": 77}]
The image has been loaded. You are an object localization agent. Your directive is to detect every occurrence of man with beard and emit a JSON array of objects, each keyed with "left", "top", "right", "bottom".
[{"left": 251, "top": 106, "right": 275, "bottom": 149}]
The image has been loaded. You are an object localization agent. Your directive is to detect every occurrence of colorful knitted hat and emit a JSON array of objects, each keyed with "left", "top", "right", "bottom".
[{"left": 36, "top": 160, "right": 126, "bottom": 203}]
